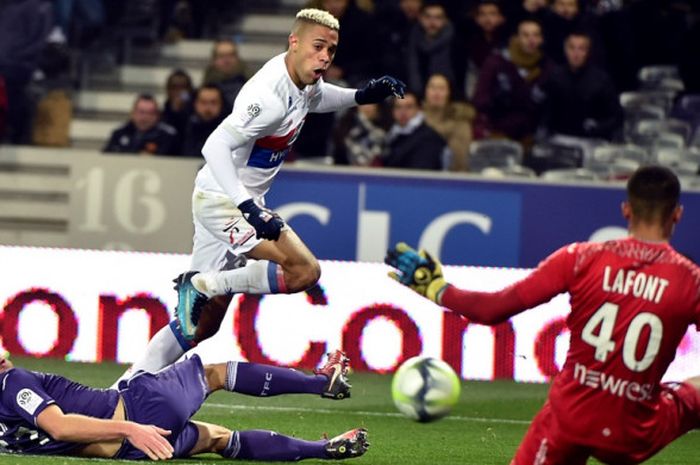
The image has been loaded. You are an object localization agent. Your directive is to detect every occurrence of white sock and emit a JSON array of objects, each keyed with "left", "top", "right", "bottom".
[
  {"left": 193, "top": 260, "right": 286, "bottom": 296},
  {"left": 110, "top": 323, "right": 189, "bottom": 388}
]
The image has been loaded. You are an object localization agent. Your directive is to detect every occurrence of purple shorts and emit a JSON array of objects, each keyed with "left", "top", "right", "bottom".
[{"left": 115, "top": 355, "right": 209, "bottom": 459}]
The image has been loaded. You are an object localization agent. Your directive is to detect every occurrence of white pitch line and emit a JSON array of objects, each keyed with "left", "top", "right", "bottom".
[{"left": 202, "top": 402, "right": 531, "bottom": 425}]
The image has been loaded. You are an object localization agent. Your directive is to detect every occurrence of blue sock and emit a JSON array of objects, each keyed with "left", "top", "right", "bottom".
[
  {"left": 224, "top": 361, "right": 327, "bottom": 397},
  {"left": 221, "top": 430, "right": 327, "bottom": 461}
]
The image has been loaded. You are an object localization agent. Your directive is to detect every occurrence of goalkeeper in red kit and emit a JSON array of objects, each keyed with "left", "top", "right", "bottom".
[{"left": 386, "top": 165, "right": 700, "bottom": 465}]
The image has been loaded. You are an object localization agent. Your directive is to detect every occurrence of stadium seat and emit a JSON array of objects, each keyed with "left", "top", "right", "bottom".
[
  {"left": 480, "top": 165, "right": 537, "bottom": 179},
  {"left": 653, "top": 147, "right": 700, "bottom": 175},
  {"left": 652, "top": 132, "right": 686, "bottom": 149},
  {"left": 679, "top": 174, "right": 700, "bottom": 190},
  {"left": 527, "top": 141, "right": 585, "bottom": 174},
  {"left": 587, "top": 144, "right": 647, "bottom": 181},
  {"left": 590, "top": 143, "right": 648, "bottom": 164},
  {"left": 468, "top": 140, "right": 524, "bottom": 172},
  {"left": 622, "top": 103, "right": 666, "bottom": 143},
  {"left": 629, "top": 119, "right": 691, "bottom": 146},
  {"left": 620, "top": 91, "right": 676, "bottom": 114},
  {"left": 638, "top": 65, "right": 680, "bottom": 84},
  {"left": 623, "top": 103, "right": 666, "bottom": 122},
  {"left": 638, "top": 65, "right": 683, "bottom": 92},
  {"left": 540, "top": 168, "right": 602, "bottom": 182}
]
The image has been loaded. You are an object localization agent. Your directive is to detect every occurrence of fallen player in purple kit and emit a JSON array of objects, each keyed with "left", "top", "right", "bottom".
[{"left": 0, "top": 350, "right": 368, "bottom": 461}]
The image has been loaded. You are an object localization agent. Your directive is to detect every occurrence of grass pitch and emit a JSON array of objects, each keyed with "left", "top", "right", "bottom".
[{"left": 0, "top": 357, "right": 695, "bottom": 465}]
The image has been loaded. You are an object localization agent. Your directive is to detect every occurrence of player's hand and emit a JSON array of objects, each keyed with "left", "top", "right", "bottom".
[
  {"left": 125, "top": 423, "right": 173, "bottom": 461},
  {"left": 385, "top": 242, "right": 448, "bottom": 304},
  {"left": 238, "top": 199, "right": 285, "bottom": 241},
  {"left": 355, "top": 76, "right": 406, "bottom": 105}
]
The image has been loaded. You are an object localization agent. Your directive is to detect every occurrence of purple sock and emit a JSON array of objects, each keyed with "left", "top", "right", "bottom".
[
  {"left": 224, "top": 361, "right": 327, "bottom": 397},
  {"left": 221, "top": 430, "right": 327, "bottom": 461}
]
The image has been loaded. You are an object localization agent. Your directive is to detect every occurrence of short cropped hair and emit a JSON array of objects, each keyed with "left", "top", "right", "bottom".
[
  {"left": 293, "top": 8, "right": 340, "bottom": 32},
  {"left": 133, "top": 93, "right": 158, "bottom": 111},
  {"left": 627, "top": 166, "right": 680, "bottom": 223},
  {"left": 211, "top": 38, "right": 238, "bottom": 58},
  {"left": 194, "top": 84, "right": 224, "bottom": 102},
  {"left": 421, "top": 1, "right": 446, "bottom": 13},
  {"left": 517, "top": 16, "right": 543, "bottom": 33}
]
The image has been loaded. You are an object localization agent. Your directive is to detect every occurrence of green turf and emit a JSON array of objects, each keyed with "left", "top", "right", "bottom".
[{"left": 0, "top": 357, "right": 695, "bottom": 465}]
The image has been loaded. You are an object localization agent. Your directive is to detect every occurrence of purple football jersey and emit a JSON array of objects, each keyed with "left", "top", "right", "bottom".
[{"left": 0, "top": 368, "right": 119, "bottom": 455}]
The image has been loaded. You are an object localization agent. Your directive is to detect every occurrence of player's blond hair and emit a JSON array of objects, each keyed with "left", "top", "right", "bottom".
[{"left": 293, "top": 8, "right": 340, "bottom": 32}]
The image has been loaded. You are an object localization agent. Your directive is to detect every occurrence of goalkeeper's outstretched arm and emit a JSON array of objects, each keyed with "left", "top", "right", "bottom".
[{"left": 386, "top": 243, "right": 575, "bottom": 326}]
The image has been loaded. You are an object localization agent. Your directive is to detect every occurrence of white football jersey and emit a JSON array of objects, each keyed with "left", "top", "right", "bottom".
[{"left": 195, "top": 53, "right": 355, "bottom": 204}]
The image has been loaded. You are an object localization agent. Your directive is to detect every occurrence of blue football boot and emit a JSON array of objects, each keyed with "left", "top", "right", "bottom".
[{"left": 173, "top": 271, "right": 208, "bottom": 340}]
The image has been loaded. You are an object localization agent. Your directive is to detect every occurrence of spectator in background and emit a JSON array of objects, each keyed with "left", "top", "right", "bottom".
[
  {"left": 382, "top": 91, "right": 447, "bottom": 170},
  {"left": 376, "top": 0, "right": 422, "bottom": 83},
  {"left": 202, "top": 39, "right": 247, "bottom": 111},
  {"left": 406, "top": 2, "right": 456, "bottom": 95},
  {"left": 593, "top": 0, "right": 635, "bottom": 92},
  {"left": 332, "top": 103, "right": 389, "bottom": 166},
  {"left": 295, "top": 0, "right": 378, "bottom": 160},
  {"left": 473, "top": 18, "right": 553, "bottom": 146},
  {"left": 103, "top": 94, "right": 179, "bottom": 156},
  {"left": 306, "top": 0, "right": 377, "bottom": 86},
  {"left": 181, "top": 84, "right": 225, "bottom": 157},
  {"left": 422, "top": 73, "right": 474, "bottom": 171},
  {"left": 453, "top": 0, "right": 508, "bottom": 100},
  {"left": 678, "top": 6, "right": 700, "bottom": 94},
  {"left": 162, "top": 69, "right": 194, "bottom": 141},
  {"left": 541, "top": 0, "right": 603, "bottom": 65},
  {"left": 504, "top": 0, "right": 548, "bottom": 35},
  {"left": 0, "top": 0, "right": 52, "bottom": 144},
  {"left": 50, "top": 0, "right": 105, "bottom": 46},
  {"left": 542, "top": 31, "right": 622, "bottom": 140},
  {"left": 0, "top": 76, "right": 6, "bottom": 141}
]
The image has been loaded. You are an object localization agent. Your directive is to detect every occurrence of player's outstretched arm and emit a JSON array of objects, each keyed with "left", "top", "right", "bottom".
[
  {"left": 385, "top": 243, "right": 574, "bottom": 325},
  {"left": 310, "top": 76, "right": 406, "bottom": 113},
  {"left": 37, "top": 405, "right": 174, "bottom": 460},
  {"left": 355, "top": 76, "right": 406, "bottom": 105}
]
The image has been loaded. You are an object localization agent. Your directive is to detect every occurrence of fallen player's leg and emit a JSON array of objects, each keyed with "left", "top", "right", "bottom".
[
  {"left": 207, "top": 350, "right": 351, "bottom": 400},
  {"left": 188, "top": 421, "right": 369, "bottom": 461}
]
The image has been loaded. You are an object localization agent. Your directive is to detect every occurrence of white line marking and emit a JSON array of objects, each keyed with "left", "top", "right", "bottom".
[{"left": 201, "top": 402, "right": 531, "bottom": 425}]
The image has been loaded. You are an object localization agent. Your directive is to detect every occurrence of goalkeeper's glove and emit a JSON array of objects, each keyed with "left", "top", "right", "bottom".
[
  {"left": 385, "top": 242, "right": 448, "bottom": 304},
  {"left": 238, "top": 199, "right": 285, "bottom": 241},
  {"left": 355, "top": 76, "right": 406, "bottom": 105}
]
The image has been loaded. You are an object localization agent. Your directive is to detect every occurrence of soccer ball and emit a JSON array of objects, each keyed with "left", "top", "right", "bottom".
[{"left": 391, "top": 356, "right": 461, "bottom": 422}]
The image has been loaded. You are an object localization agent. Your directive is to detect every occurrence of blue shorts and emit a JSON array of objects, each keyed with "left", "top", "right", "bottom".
[{"left": 115, "top": 355, "right": 209, "bottom": 459}]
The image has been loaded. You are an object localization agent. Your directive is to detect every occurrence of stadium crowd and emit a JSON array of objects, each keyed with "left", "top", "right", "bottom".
[{"left": 1, "top": 0, "right": 700, "bottom": 177}]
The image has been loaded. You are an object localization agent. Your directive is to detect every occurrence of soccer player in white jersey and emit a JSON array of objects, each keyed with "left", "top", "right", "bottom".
[{"left": 118, "top": 8, "right": 405, "bottom": 385}]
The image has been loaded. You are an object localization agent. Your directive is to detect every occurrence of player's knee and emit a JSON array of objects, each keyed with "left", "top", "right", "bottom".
[
  {"left": 298, "top": 259, "right": 321, "bottom": 290},
  {"left": 284, "top": 259, "right": 321, "bottom": 293}
]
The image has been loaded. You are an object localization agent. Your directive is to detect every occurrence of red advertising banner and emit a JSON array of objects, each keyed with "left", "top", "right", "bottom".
[{"left": 1, "top": 246, "right": 698, "bottom": 383}]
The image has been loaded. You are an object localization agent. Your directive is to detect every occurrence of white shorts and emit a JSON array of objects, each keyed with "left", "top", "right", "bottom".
[{"left": 190, "top": 188, "right": 263, "bottom": 272}]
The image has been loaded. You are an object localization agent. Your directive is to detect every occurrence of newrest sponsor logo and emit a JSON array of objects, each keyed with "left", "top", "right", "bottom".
[
  {"left": 574, "top": 363, "right": 654, "bottom": 402},
  {"left": 0, "top": 246, "right": 698, "bottom": 383}
]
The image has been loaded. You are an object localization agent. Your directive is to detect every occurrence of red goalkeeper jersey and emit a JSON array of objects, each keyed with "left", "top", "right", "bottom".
[{"left": 441, "top": 237, "right": 700, "bottom": 452}]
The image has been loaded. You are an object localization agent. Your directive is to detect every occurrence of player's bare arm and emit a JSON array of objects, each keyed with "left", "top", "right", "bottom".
[{"left": 37, "top": 404, "right": 173, "bottom": 460}]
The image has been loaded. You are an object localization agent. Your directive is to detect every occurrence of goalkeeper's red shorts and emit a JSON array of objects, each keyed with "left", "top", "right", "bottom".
[{"left": 510, "top": 382, "right": 700, "bottom": 465}]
